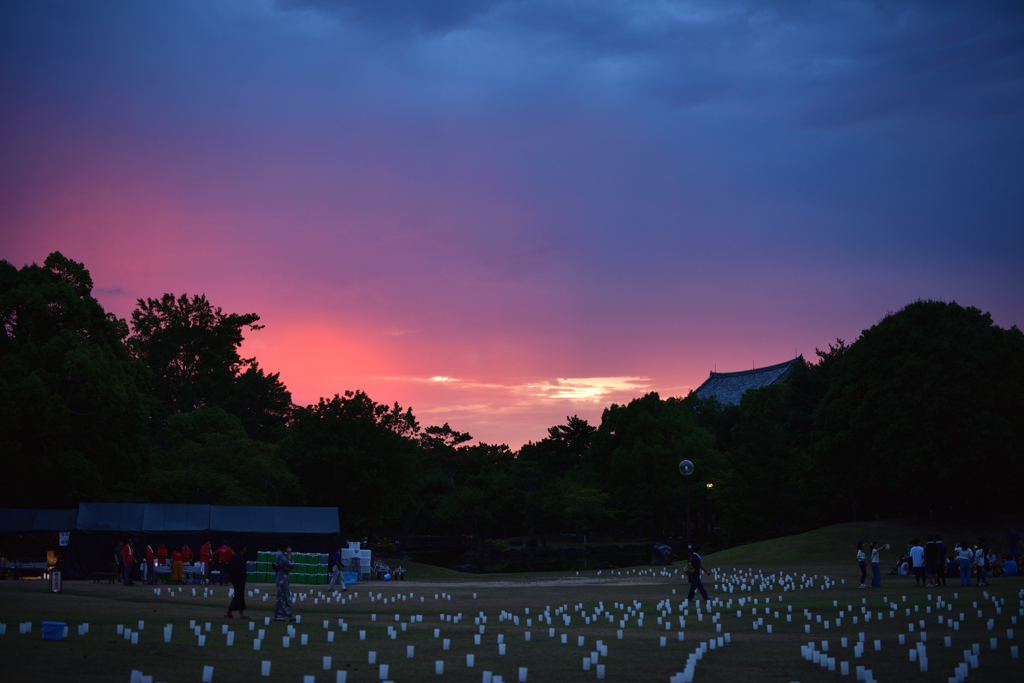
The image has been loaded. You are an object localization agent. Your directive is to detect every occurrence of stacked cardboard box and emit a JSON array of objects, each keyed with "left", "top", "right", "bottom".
[{"left": 341, "top": 542, "right": 372, "bottom": 580}]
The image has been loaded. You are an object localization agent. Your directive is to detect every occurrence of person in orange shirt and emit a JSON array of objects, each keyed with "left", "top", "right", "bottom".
[
  {"left": 200, "top": 540, "right": 213, "bottom": 585},
  {"left": 156, "top": 542, "right": 168, "bottom": 567},
  {"left": 121, "top": 539, "right": 135, "bottom": 586},
  {"left": 170, "top": 546, "right": 184, "bottom": 584},
  {"left": 214, "top": 541, "right": 233, "bottom": 585}
]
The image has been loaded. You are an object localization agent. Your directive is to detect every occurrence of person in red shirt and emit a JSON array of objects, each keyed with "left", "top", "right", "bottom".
[
  {"left": 180, "top": 544, "right": 195, "bottom": 583},
  {"left": 143, "top": 542, "right": 155, "bottom": 585},
  {"left": 214, "top": 541, "right": 233, "bottom": 585},
  {"left": 170, "top": 546, "right": 184, "bottom": 584},
  {"left": 156, "top": 543, "right": 168, "bottom": 567},
  {"left": 121, "top": 539, "right": 135, "bottom": 586},
  {"left": 200, "top": 540, "right": 213, "bottom": 585}
]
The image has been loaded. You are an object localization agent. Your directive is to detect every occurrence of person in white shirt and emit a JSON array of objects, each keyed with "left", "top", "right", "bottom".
[
  {"left": 869, "top": 541, "right": 888, "bottom": 588},
  {"left": 974, "top": 540, "right": 990, "bottom": 587},
  {"left": 955, "top": 542, "right": 974, "bottom": 586},
  {"left": 909, "top": 539, "right": 925, "bottom": 586}
]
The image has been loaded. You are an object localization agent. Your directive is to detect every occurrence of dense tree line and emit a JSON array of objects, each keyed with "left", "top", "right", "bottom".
[{"left": 2, "top": 254, "right": 1021, "bottom": 545}]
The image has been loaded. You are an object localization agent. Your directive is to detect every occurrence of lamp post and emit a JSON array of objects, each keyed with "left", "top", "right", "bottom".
[{"left": 678, "top": 460, "right": 694, "bottom": 552}]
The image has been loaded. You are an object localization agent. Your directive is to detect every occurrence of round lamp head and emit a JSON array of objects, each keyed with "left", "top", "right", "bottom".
[{"left": 678, "top": 459, "right": 694, "bottom": 476}]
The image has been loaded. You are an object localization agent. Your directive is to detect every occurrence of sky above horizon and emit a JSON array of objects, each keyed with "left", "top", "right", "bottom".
[{"left": 3, "top": 0, "right": 1022, "bottom": 448}]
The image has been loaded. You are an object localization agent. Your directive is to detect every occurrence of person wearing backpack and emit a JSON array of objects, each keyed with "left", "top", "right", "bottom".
[{"left": 685, "top": 551, "right": 710, "bottom": 603}]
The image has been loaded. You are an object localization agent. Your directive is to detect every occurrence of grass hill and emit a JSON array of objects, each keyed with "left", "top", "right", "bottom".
[{"left": 708, "top": 516, "right": 1017, "bottom": 567}]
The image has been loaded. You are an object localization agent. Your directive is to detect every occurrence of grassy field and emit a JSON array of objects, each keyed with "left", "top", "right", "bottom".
[
  {"left": 710, "top": 517, "right": 1013, "bottom": 566},
  {"left": 1, "top": 523, "right": 1022, "bottom": 682}
]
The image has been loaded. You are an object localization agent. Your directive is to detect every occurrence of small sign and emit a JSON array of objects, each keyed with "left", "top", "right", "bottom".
[{"left": 59, "top": 532, "right": 70, "bottom": 547}]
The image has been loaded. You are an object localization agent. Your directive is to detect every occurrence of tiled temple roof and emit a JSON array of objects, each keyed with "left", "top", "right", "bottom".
[{"left": 693, "top": 356, "right": 803, "bottom": 406}]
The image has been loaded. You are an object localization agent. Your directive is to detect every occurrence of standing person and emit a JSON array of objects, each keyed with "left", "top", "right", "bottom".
[
  {"left": 955, "top": 541, "right": 973, "bottom": 586},
  {"left": 113, "top": 540, "right": 124, "bottom": 577},
  {"left": 856, "top": 541, "right": 867, "bottom": 588},
  {"left": 224, "top": 543, "right": 250, "bottom": 619},
  {"left": 157, "top": 542, "right": 168, "bottom": 567},
  {"left": 685, "top": 551, "right": 710, "bottom": 603},
  {"left": 946, "top": 552, "right": 958, "bottom": 582},
  {"left": 215, "top": 540, "right": 234, "bottom": 585},
  {"left": 935, "top": 535, "right": 947, "bottom": 587},
  {"left": 974, "top": 539, "right": 990, "bottom": 587},
  {"left": 1007, "top": 529, "right": 1022, "bottom": 561},
  {"left": 121, "top": 539, "right": 135, "bottom": 586},
  {"left": 141, "top": 541, "right": 154, "bottom": 585},
  {"left": 200, "top": 540, "right": 213, "bottom": 585},
  {"left": 909, "top": 539, "right": 925, "bottom": 587},
  {"left": 170, "top": 546, "right": 184, "bottom": 584},
  {"left": 273, "top": 539, "right": 296, "bottom": 622},
  {"left": 923, "top": 536, "right": 939, "bottom": 588},
  {"left": 327, "top": 544, "right": 347, "bottom": 592},
  {"left": 869, "top": 541, "right": 887, "bottom": 588}
]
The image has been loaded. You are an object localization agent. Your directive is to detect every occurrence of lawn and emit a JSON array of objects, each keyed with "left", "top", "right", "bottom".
[{"left": 1, "top": 525, "right": 1021, "bottom": 682}]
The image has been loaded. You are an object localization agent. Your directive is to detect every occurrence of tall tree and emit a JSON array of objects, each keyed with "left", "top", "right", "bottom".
[
  {"left": 715, "top": 383, "right": 814, "bottom": 540},
  {"left": 517, "top": 415, "right": 596, "bottom": 479},
  {"left": 129, "top": 293, "right": 293, "bottom": 439},
  {"left": 588, "top": 393, "right": 717, "bottom": 539},
  {"left": 814, "top": 300, "right": 1024, "bottom": 519},
  {"left": 281, "top": 391, "right": 421, "bottom": 537},
  {"left": 136, "top": 406, "right": 302, "bottom": 505},
  {"left": 129, "top": 293, "right": 262, "bottom": 415},
  {"left": 220, "top": 362, "right": 293, "bottom": 443},
  {"left": 0, "top": 253, "right": 152, "bottom": 506}
]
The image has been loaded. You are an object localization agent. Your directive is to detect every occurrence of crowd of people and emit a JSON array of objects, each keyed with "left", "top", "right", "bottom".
[
  {"left": 111, "top": 538, "right": 240, "bottom": 587},
  {"left": 109, "top": 537, "right": 352, "bottom": 623},
  {"left": 857, "top": 528, "right": 1022, "bottom": 589}
]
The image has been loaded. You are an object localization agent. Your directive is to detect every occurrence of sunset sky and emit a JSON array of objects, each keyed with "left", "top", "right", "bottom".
[{"left": 3, "top": 1, "right": 1022, "bottom": 448}]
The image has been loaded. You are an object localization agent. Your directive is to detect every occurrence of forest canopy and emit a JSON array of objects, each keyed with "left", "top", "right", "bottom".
[{"left": 3, "top": 254, "right": 1021, "bottom": 544}]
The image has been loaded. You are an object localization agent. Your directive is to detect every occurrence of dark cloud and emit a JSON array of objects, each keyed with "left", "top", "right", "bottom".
[{"left": 275, "top": 0, "right": 509, "bottom": 34}]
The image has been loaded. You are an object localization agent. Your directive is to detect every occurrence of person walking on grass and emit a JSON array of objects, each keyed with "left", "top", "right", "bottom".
[
  {"left": 327, "top": 543, "right": 347, "bottom": 592},
  {"left": 686, "top": 551, "right": 711, "bottom": 603},
  {"left": 869, "top": 541, "right": 888, "bottom": 588},
  {"left": 224, "top": 543, "right": 250, "bottom": 619},
  {"left": 856, "top": 541, "right": 867, "bottom": 588},
  {"left": 273, "top": 539, "right": 296, "bottom": 622}
]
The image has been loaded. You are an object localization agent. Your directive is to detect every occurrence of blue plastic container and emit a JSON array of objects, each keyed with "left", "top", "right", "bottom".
[
  {"left": 41, "top": 622, "right": 66, "bottom": 642},
  {"left": 342, "top": 571, "right": 358, "bottom": 586}
]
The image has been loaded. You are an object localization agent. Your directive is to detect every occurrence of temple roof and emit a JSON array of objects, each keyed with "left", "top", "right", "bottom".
[{"left": 693, "top": 356, "right": 803, "bottom": 406}]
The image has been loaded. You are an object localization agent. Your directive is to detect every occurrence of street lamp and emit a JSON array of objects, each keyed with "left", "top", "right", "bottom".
[{"left": 678, "top": 460, "right": 694, "bottom": 552}]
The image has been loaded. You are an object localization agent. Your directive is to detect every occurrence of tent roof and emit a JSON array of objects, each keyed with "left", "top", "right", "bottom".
[
  {"left": 75, "top": 504, "right": 338, "bottom": 534},
  {"left": 0, "top": 509, "right": 79, "bottom": 533},
  {"left": 693, "top": 356, "right": 803, "bottom": 406}
]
